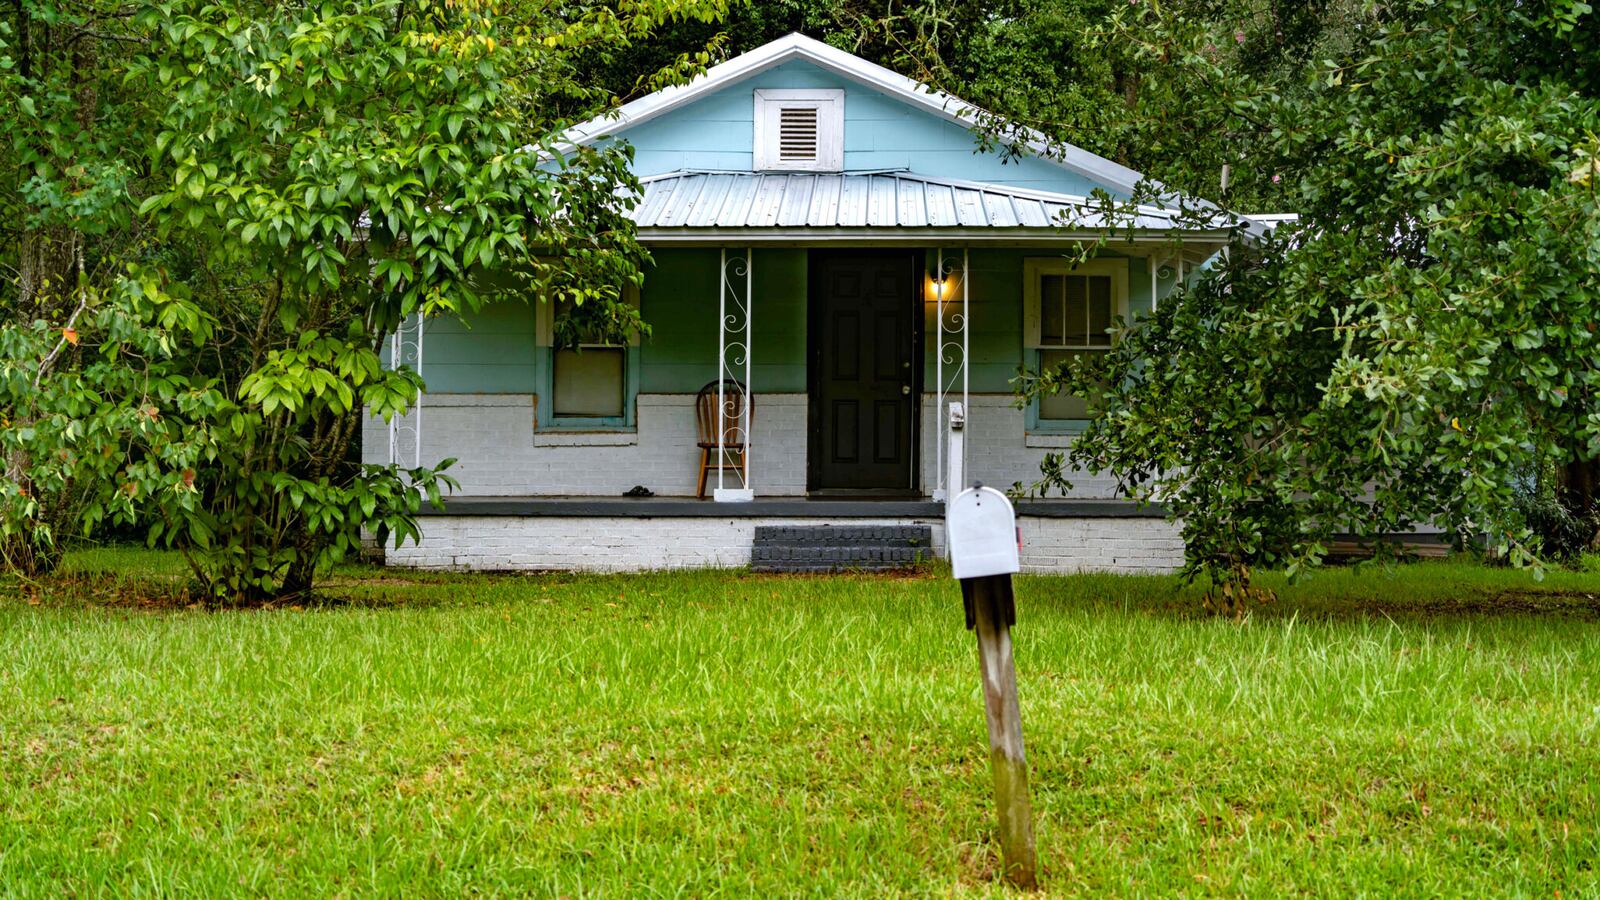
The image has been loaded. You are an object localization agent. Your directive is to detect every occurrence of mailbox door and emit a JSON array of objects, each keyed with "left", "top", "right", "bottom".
[{"left": 948, "top": 487, "right": 1020, "bottom": 579}]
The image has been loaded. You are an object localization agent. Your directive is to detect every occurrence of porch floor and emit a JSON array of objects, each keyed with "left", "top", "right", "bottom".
[{"left": 419, "top": 496, "right": 1167, "bottom": 518}]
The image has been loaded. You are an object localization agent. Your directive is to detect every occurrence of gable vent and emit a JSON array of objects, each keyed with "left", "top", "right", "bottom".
[
  {"left": 754, "top": 88, "right": 843, "bottom": 172},
  {"left": 778, "top": 107, "right": 820, "bottom": 161}
]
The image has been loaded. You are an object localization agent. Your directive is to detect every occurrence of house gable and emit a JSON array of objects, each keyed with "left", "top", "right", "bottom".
[
  {"left": 570, "top": 35, "right": 1139, "bottom": 200},
  {"left": 611, "top": 59, "right": 1107, "bottom": 196}
]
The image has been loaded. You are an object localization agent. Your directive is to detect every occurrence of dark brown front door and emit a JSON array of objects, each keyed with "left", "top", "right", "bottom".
[{"left": 808, "top": 251, "right": 920, "bottom": 492}]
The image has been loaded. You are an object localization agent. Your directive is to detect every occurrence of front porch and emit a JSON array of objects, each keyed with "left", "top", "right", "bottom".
[
  {"left": 363, "top": 174, "right": 1228, "bottom": 574},
  {"left": 369, "top": 241, "right": 1209, "bottom": 502}
]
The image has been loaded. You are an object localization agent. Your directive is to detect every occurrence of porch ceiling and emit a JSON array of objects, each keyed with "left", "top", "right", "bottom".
[{"left": 628, "top": 170, "right": 1243, "bottom": 250}]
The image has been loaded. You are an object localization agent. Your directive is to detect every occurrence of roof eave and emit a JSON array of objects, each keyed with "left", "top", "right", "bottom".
[{"left": 635, "top": 226, "right": 1236, "bottom": 248}]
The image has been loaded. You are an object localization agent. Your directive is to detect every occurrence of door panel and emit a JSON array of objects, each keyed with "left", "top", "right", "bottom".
[
  {"left": 831, "top": 400, "right": 859, "bottom": 464},
  {"left": 809, "top": 252, "right": 919, "bottom": 491}
]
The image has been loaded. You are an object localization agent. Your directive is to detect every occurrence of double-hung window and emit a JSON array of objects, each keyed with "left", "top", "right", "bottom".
[
  {"left": 1023, "top": 257, "right": 1128, "bottom": 429},
  {"left": 537, "top": 287, "right": 640, "bottom": 430}
]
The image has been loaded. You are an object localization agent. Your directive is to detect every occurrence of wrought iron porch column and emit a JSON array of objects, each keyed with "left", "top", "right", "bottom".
[
  {"left": 933, "top": 247, "right": 969, "bottom": 502},
  {"left": 388, "top": 312, "right": 425, "bottom": 468},
  {"left": 715, "top": 247, "right": 754, "bottom": 502}
]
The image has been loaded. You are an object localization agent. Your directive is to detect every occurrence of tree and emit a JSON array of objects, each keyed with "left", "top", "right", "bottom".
[
  {"left": 1022, "top": 0, "right": 1600, "bottom": 606},
  {"left": 121, "top": 0, "right": 732, "bottom": 601},
  {"left": 0, "top": 267, "right": 216, "bottom": 575},
  {"left": 0, "top": 0, "right": 155, "bottom": 573},
  {"left": 1, "top": 0, "right": 729, "bottom": 599}
]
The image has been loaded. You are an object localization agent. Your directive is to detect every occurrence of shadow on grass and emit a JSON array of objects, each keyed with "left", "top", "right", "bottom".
[
  {"left": 9, "top": 547, "right": 1600, "bottom": 622},
  {"left": 1018, "top": 559, "right": 1600, "bottom": 624},
  {"left": 3, "top": 557, "right": 569, "bottom": 611}
]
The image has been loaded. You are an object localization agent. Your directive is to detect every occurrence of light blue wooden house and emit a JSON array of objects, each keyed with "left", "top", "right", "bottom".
[{"left": 365, "top": 34, "right": 1259, "bottom": 573}]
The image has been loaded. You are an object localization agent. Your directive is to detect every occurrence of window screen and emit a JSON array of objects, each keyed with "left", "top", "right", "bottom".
[
  {"left": 1037, "top": 349, "right": 1101, "bottom": 420},
  {"left": 1030, "top": 262, "right": 1121, "bottom": 424},
  {"left": 1038, "top": 274, "right": 1114, "bottom": 348},
  {"left": 552, "top": 347, "right": 625, "bottom": 418}
]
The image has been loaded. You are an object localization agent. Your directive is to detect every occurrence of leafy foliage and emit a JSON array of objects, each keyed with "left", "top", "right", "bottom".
[
  {"left": 2, "top": 0, "right": 730, "bottom": 600},
  {"left": 1024, "top": 0, "right": 1600, "bottom": 603},
  {"left": 0, "top": 268, "right": 210, "bottom": 573},
  {"left": 119, "top": 0, "right": 728, "bottom": 601},
  {"left": 1, "top": 0, "right": 154, "bottom": 574}
]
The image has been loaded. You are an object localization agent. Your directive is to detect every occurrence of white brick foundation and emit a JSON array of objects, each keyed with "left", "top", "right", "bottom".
[
  {"left": 367, "top": 389, "right": 1185, "bottom": 575},
  {"left": 1018, "top": 517, "right": 1186, "bottom": 575},
  {"left": 388, "top": 514, "right": 1184, "bottom": 574}
]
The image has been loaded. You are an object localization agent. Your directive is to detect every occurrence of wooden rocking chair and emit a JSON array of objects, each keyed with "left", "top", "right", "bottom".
[{"left": 695, "top": 379, "right": 751, "bottom": 499}]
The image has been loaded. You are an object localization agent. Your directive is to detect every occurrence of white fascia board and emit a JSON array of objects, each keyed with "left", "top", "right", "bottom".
[
  {"left": 788, "top": 37, "right": 1151, "bottom": 197},
  {"left": 634, "top": 226, "right": 1234, "bottom": 247},
  {"left": 1244, "top": 213, "right": 1300, "bottom": 226},
  {"left": 561, "top": 36, "right": 803, "bottom": 146}
]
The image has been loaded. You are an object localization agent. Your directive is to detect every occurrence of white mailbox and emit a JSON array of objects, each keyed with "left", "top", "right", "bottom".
[{"left": 947, "top": 485, "right": 1020, "bottom": 580}]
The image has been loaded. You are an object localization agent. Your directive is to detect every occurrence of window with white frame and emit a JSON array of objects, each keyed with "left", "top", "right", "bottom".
[
  {"left": 753, "top": 89, "right": 844, "bottom": 172},
  {"left": 538, "top": 287, "right": 640, "bottom": 428},
  {"left": 1023, "top": 257, "right": 1128, "bottom": 425}
]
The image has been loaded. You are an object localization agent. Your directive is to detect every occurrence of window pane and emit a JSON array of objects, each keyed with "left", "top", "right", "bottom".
[
  {"left": 1039, "top": 274, "right": 1066, "bottom": 345},
  {"left": 1087, "top": 275, "right": 1113, "bottom": 346},
  {"left": 1063, "top": 276, "right": 1090, "bottom": 344},
  {"left": 553, "top": 348, "right": 625, "bottom": 418},
  {"left": 1037, "top": 349, "right": 1105, "bottom": 420}
]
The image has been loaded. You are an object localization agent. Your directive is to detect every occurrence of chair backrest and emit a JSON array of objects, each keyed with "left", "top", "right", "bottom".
[{"left": 695, "top": 379, "right": 751, "bottom": 446}]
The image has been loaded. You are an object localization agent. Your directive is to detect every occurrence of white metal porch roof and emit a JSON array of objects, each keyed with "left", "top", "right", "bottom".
[{"left": 628, "top": 170, "right": 1230, "bottom": 239}]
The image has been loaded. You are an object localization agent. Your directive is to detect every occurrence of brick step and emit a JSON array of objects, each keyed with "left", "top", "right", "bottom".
[
  {"left": 752, "top": 525, "right": 932, "bottom": 546},
  {"left": 750, "top": 525, "right": 934, "bottom": 572},
  {"left": 751, "top": 563, "right": 920, "bottom": 573},
  {"left": 751, "top": 546, "right": 930, "bottom": 562}
]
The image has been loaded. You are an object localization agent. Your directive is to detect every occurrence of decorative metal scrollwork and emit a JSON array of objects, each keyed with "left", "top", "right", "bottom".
[
  {"left": 933, "top": 248, "right": 969, "bottom": 501},
  {"left": 388, "top": 312, "right": 425, "bottom": 469},
  {"left": 716, "top": 248, "right": 753, "bottom": 497}
]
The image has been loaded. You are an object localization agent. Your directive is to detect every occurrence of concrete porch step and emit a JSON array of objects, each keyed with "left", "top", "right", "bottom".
[{"left": 750, "top": 525, "right": 934, "bottom": 572}]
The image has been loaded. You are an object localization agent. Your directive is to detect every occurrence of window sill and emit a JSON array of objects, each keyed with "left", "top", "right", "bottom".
[
  {"left": 533, "top": 430, "right": 639, "bottom": 448},
  {"left": 1024, "top": 431, "right": 1080, "bottom": 448}
]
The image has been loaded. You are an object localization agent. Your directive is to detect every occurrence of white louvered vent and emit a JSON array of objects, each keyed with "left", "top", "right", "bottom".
[
  {"left": 778, "top": 107, "right": 820, "bottom": 162},
  {"left": 754, "top": 89, "right": 843, "bottom": 172}
]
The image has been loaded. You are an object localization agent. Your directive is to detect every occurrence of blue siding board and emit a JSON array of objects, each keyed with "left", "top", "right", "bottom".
[{"left": 419, "top": 302, "right": 538, "bottom": 393}]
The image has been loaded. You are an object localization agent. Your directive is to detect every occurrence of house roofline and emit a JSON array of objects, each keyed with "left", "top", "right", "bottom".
[
  {"left": 563, "top": 34, "right": 1289, "bottom": 242},
  {"left": 565, "top": 33, "right": 1150, "bottom": 197},
  {"left": 635, "top": 227, "right": 1233, "bottom": 251}
]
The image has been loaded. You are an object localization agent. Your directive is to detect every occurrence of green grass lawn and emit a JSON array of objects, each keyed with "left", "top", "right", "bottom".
[{"left": 2, "top": 551, "right": 1598, "bottom": 896}]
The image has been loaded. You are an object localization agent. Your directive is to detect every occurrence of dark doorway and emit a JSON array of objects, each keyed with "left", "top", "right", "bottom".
[{"left": 808, "top": 250, "right": 921, "bottom": 493}]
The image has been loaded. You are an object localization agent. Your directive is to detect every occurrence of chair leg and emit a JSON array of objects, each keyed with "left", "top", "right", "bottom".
[{"left": 696, "top": 448, "right": 709, "bottom": 499}]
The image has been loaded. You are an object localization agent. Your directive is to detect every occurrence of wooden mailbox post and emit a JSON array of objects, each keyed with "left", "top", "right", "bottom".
[{"left": 947, "top": 485, "right": 1038, "bottom": 889}]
